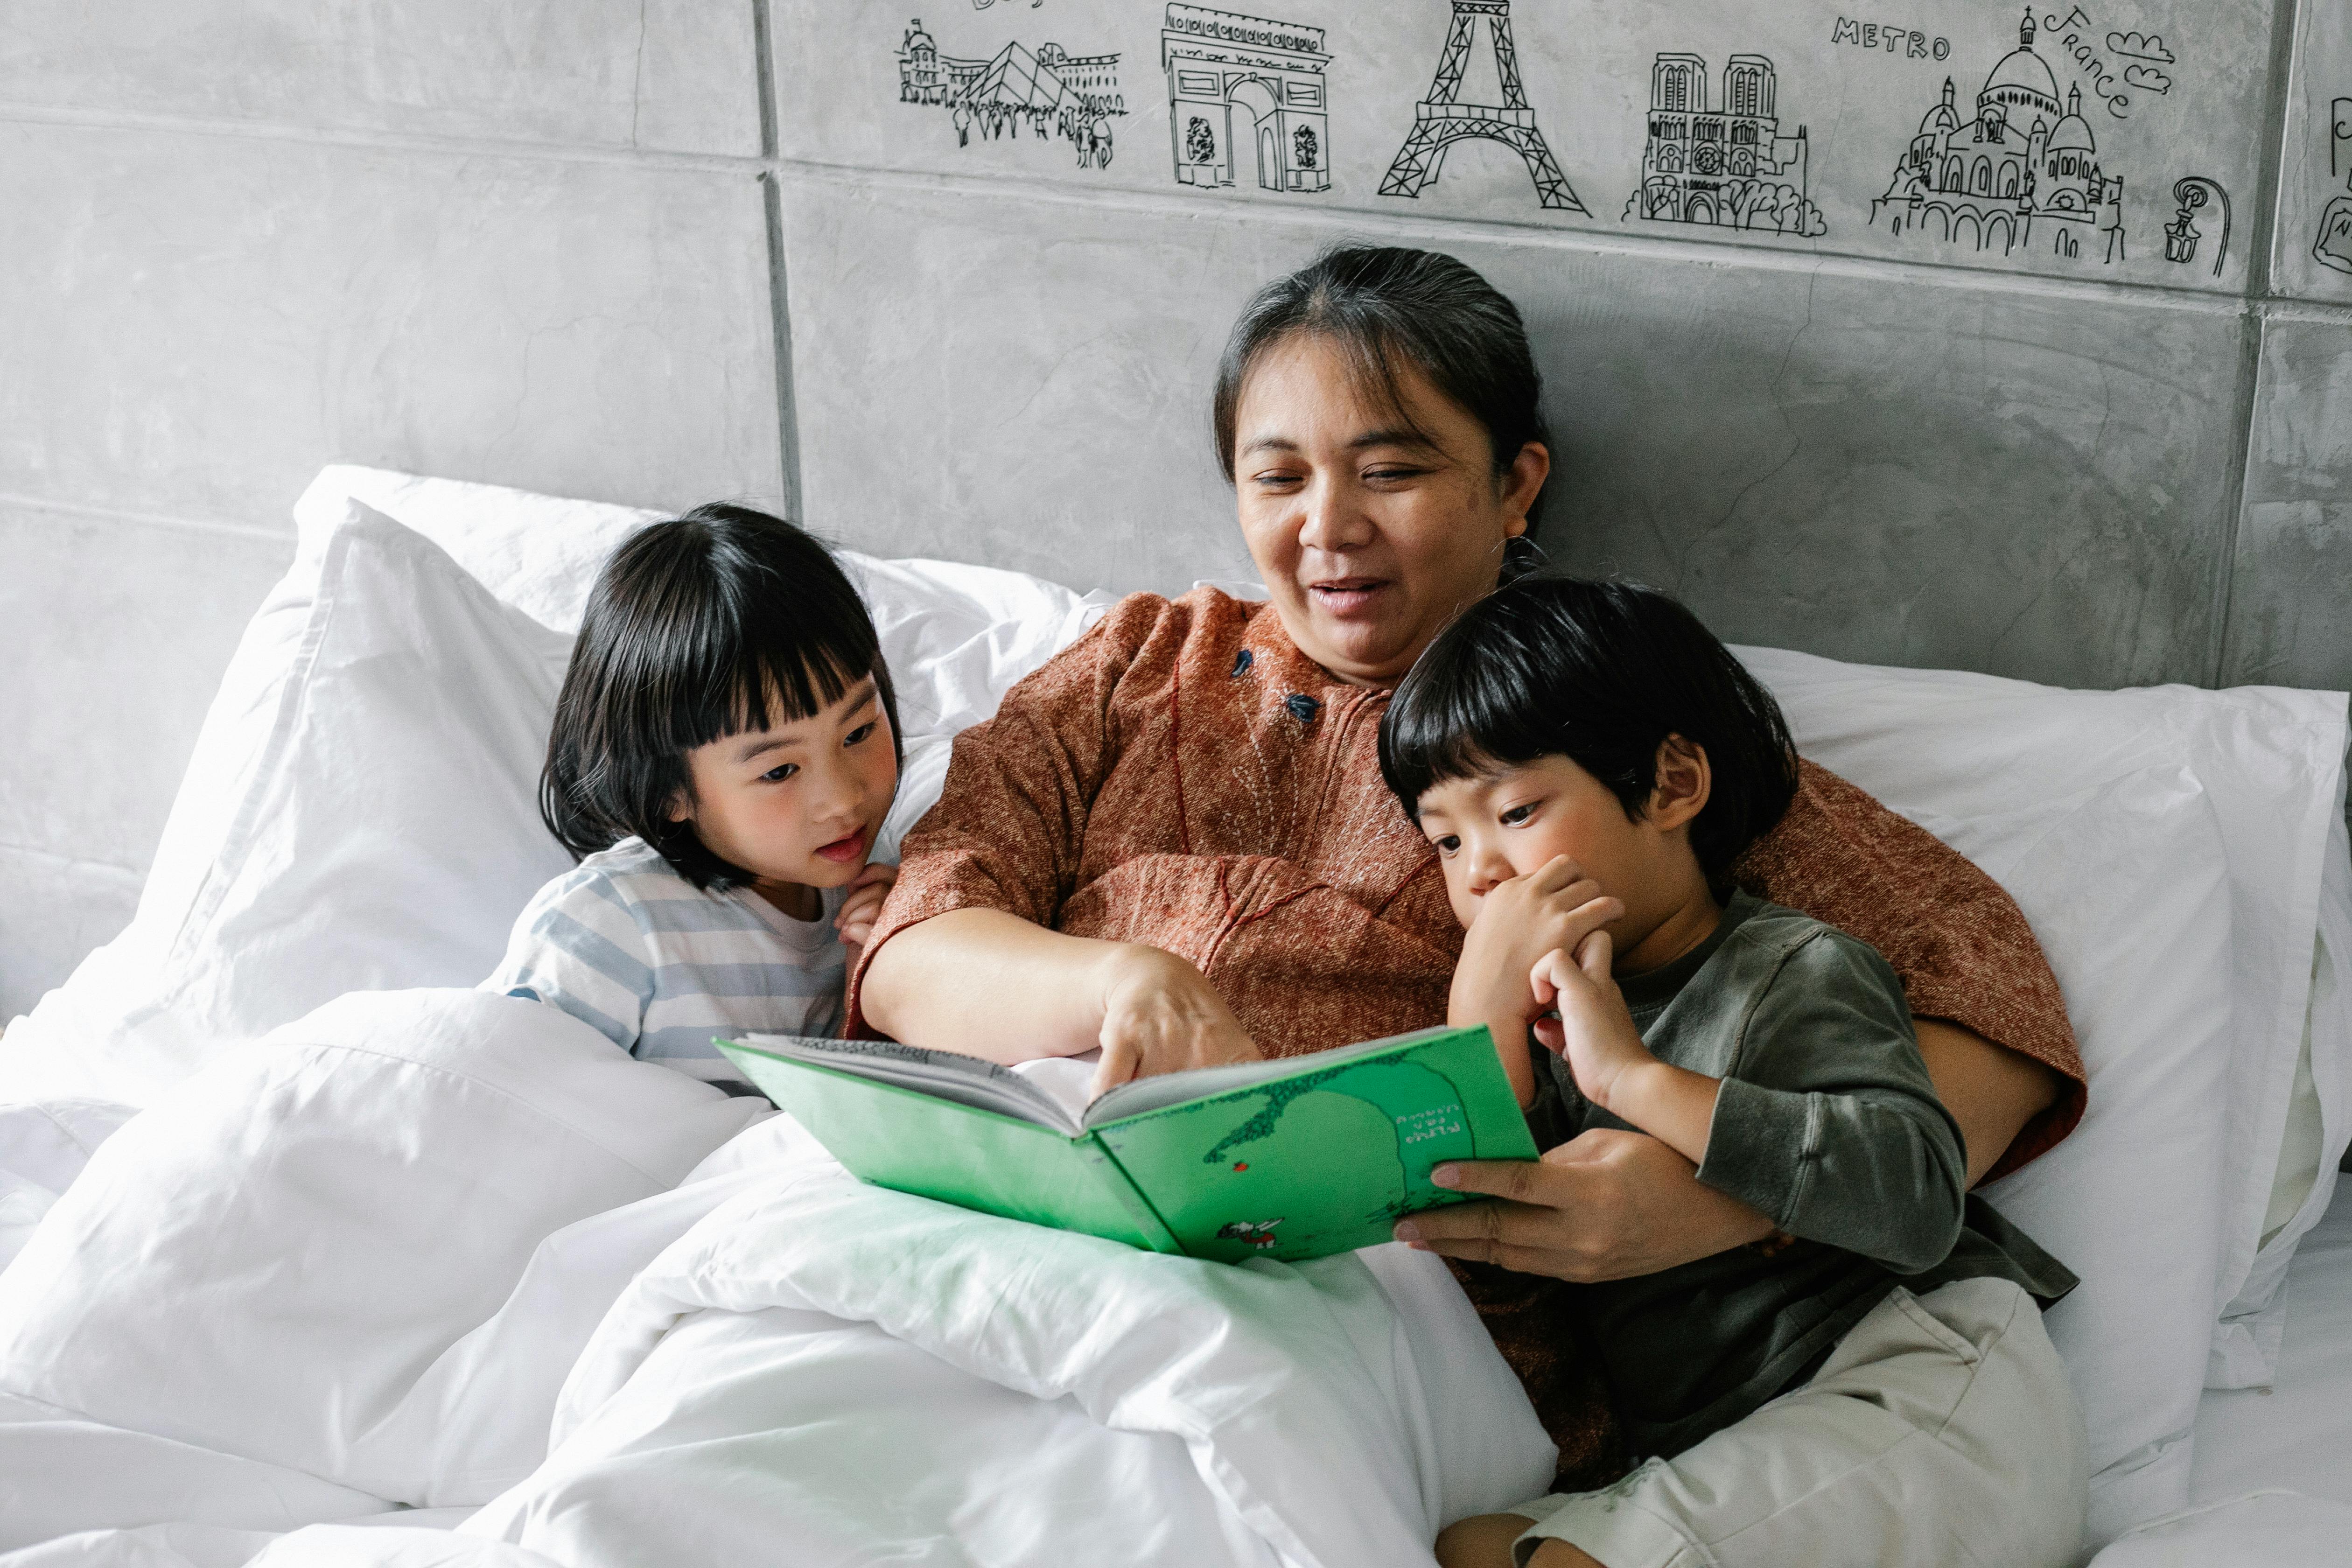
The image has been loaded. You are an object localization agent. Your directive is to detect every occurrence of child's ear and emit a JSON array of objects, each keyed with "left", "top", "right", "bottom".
[
  {"left": 1648, "top": 735, "right": 1711, "bottom": 833},
  {"left": 665, "top": 789, "right": 694, "bottom": 826}
]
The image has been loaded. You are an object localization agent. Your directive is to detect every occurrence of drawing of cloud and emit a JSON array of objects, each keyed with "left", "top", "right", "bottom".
[
  {"left": 2123, "top": 63, "right": 2173, "bottom": 94},
  {"left": 2107, "top": 31, "right": 2176, "bottom": 64}
]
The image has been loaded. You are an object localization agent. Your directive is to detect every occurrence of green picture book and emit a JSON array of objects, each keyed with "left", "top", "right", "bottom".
[{"left": 715, "top": 1024, "right": 1540, "bottom": 1264}]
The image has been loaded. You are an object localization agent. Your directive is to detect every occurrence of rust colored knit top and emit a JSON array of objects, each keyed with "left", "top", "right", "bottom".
[{"left": 847, "top": 588, "right": 2086, "bottom": 1478}]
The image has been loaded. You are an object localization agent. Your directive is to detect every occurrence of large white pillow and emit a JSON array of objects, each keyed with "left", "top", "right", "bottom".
[
  {"left": 0, "top": 504, "right": 577, "bottom": 1106},
  {"left": 291, "top": 464, "right": 1115, "bottom": 729},
  {"left": 1912, "top": 768, "right": 2233, "bottom": 1544},
  {"left": 1740, "top": 646, "right": 2351, "bottom": 1388}
]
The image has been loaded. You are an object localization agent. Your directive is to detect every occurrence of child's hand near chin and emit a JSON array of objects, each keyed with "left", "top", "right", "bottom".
[
  {"left": 1449, "top": 856, "right": 1623, "bottom": 1106},
  {"left": 1530, "top": 931, "right": 1653, "bottom": 1110},
  {"left": 1532, "top": 932, "right": 1722, "bottom": 1167},
  {"left": 834, "top": 861, "right": 897, "bottom": 952}
]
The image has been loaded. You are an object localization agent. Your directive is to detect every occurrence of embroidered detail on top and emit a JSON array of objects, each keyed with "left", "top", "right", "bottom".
[
  {"left": 1284, "top": 693, "right": 1320, "bottom": 724},
  {"left": 1232, "top": 648, "right": 1253, "bottom": 677}
]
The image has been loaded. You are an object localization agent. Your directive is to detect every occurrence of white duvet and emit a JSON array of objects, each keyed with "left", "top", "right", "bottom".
[{"left": 0, "top": 989, "right": 1553, "bottom": 1567}]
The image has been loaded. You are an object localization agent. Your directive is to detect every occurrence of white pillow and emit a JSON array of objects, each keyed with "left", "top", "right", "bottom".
[
  {"left": 1741, "top": 646, "right": 2352, "bottom": 1387},
  {"left": 0, "top": 504, "right": 577, "bottom": 1106},
  {"left": 291, "top": 464, "right": 659, "bottom": 637},
  {"left": 0, "top": 482, "right": 1109, "bottom": 1106},
  {"left": 291, "top": 465, "right": 1116, "bottom": 728},
  {"left": 1913, "top": 768, "right": 2233, "bottom": 1544}
]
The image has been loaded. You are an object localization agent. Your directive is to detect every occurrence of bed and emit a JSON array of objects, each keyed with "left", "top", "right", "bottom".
[{"left": 0, "top": 467, "right": 2345, "bottom": 1568}]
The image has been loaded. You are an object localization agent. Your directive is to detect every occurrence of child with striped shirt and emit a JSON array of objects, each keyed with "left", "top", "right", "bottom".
[{"left": 486, "top": 504, "right": 901, "bottom": 1084}]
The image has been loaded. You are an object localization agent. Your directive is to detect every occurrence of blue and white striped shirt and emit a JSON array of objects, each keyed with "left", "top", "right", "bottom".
[{"left": 485, "top": 837, "right": 847, "bottom": 1080}]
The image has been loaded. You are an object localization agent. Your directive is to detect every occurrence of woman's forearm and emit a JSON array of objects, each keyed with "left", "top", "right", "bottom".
[
  {"left": 861, "top": 908, "right": 1262, "bottom": 1085},
  {"left": 860, "top": 909, "right": 1124, "bottom": 1064},
  {"left": 1914, "top": 1018, "right": 2060, "bottom": 1186}
]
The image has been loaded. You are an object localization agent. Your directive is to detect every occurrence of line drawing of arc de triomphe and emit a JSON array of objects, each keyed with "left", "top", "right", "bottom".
[{"left": 1162, "top": 4, "right": 1332, "bottom": 195}]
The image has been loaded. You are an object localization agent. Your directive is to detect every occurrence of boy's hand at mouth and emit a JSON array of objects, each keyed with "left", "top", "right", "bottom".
[
  {"left": 1449, "top": 856, "right": 1622, "bottom": 1106},
  {"left": 1533, "top": 932, "right": 1722, "bottom": 1167}
]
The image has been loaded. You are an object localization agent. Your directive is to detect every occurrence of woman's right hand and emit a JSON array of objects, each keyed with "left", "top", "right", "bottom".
[{"left": 1091, "top": 943, "right": 1260, "bottom": 1094}]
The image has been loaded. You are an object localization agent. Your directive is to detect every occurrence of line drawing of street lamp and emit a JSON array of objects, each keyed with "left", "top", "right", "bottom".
[{"left": 2163, "top": 176, "right": 2229, "bottom": 279}]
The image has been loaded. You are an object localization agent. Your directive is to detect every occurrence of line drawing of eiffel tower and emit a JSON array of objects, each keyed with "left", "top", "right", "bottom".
[{"left": 1379, "top": 0, "right": 1586, "bottom": 213}]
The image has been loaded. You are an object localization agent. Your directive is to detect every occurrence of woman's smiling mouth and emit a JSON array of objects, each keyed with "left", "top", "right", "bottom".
[{"left": 1309, "top": 578, "right": 1389, "bottom": 616}]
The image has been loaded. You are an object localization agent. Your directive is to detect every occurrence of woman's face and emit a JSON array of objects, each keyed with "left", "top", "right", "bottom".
[{"left": 1231, "top": 332, "right": 1549, "bottom": 686}]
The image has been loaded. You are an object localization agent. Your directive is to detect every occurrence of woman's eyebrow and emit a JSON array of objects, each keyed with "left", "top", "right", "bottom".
[{"left": 1349, "top": 426, "right": 1441, "bottom": 454}]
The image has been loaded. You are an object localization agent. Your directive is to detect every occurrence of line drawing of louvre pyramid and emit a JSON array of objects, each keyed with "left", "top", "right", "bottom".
[{"left": 969, "top": 42, "right": 1068, "bottom": 109}]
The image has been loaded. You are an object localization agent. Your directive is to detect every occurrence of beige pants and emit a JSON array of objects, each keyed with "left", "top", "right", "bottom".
[{"left": 1508, "top": 1277, "right": 2087, "bottom": 1568}]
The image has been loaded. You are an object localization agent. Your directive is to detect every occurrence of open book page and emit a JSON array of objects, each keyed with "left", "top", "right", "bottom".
[
  {"left": 1081, "top": 1032, "right": 1427, "bottom": 1127},
  {"left": 734, "top": 1035, "right": 1085, "bottom": 1134},
  {"left": 1008, "top": 1054, "right": 1099, "bottom": 1128}
]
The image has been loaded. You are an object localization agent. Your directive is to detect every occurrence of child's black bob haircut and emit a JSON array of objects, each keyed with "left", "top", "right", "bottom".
[
  {"left": 1379, "top": 577, "right": 1798, "bottom": 892},
  {"left": 539, "top": 503, "right": 901, "bottom": 891}
]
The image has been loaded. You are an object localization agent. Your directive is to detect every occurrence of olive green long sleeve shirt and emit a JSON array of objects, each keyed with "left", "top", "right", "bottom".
[{"left": 1527, "top": 892, "right": 2077, "bottom": 1461}]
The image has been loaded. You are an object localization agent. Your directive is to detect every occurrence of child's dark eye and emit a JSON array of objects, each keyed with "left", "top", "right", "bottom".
[
  {"left": 1499, "top": 803, "right": 1536, "bottom": 826},
  {"left": 1431, "top": 834, "right": 1460, "bottom": 856},
  {"left": 844, "top": 722, "right": 876, "bottom": 748},
  {"left": 761, "top": 763, "right": 798, "bottom": 784}
]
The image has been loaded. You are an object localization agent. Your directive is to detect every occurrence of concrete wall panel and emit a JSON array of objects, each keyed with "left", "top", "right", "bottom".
[
  {"left": 0, "top": 121, "right": 784, "bottom": 530},
  {"left": 0, "top": 848, "right": 141, "bottom": 1023},
  {"left": 0, "top": 507, "right": 290, "bottom": 872},
  {"left": 785, "top": 175, "right": 2244, "bottom": 687},
  {"left": 2221, "top": 312, "right": 2352, "bottom": 691},
  {"left": 781, "top": 175, "right": 1275, "bottom": 594},
  {"left": 1519, "top": 256, "right": 2248, "bottom": 687},
  {"left": 0, "top": 0, "right": 759, "bottom": 154}
]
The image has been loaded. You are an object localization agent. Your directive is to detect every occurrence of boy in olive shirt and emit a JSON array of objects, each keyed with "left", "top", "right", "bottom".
[{"left": 1378, "top": 578, "right": 2086, "bottom": 1568}]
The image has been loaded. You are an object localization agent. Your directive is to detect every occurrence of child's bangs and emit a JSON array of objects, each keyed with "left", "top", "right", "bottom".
[
  {"left": 659, "top": 581, "right": 881, "bottom": 754},
  {"left": 717, "top": 645, "right": 868, "bottom": 739}
]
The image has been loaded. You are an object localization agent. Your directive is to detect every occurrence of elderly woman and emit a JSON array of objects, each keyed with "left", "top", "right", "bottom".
[{"left": 854, "top": 247, "right": 2087, "bottom": 1563}]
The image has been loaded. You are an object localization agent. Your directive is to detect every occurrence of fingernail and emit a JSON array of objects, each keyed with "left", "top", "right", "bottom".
[
  {"left": 1431, "top": 1165, "right": 1460, "bottom": 1189},
  {"left": 1392, "top": 1220, "right": 1421, "bottom": 1243}
]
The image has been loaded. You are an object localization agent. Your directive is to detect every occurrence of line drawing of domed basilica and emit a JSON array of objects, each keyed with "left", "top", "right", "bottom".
[{"left": 1871, "top": 9, "right": 2127, "bottom": 265}]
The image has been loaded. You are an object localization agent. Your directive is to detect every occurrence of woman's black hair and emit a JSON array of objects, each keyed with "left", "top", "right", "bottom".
[
  {"left": 1378, "top": 577, "right": 1798, "bottom": 892},
  {"left": 1213, "top": 244, "right": 1552, "bottom": 580},
  {"left": 539, "top": 503, "right": 902, "bottom": 890}
]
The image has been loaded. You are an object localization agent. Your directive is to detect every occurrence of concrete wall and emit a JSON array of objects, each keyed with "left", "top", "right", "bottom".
[{"left": 4, "top": 0, "right": 2349, "bottom": 1017}]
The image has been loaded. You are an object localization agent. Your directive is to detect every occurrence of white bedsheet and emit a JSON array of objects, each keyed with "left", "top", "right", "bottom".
[
  {"left": 2086, "top": 1184, "right": 2352, "bottom": 1566},
  {"left": 0, "top": 989, "right": 1552, "bottom": 1566},
  {"left": 2185, "top": 1183, "right": 2352, "bottom": 1510}
]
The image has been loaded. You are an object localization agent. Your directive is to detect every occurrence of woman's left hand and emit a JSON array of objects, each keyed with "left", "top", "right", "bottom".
[
  {"left": 1394, "top": 1126, "right": 1774, "bottom": 1281},
  {"left": 835, "top": 861, "right": 898, "bottom": 952}
]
